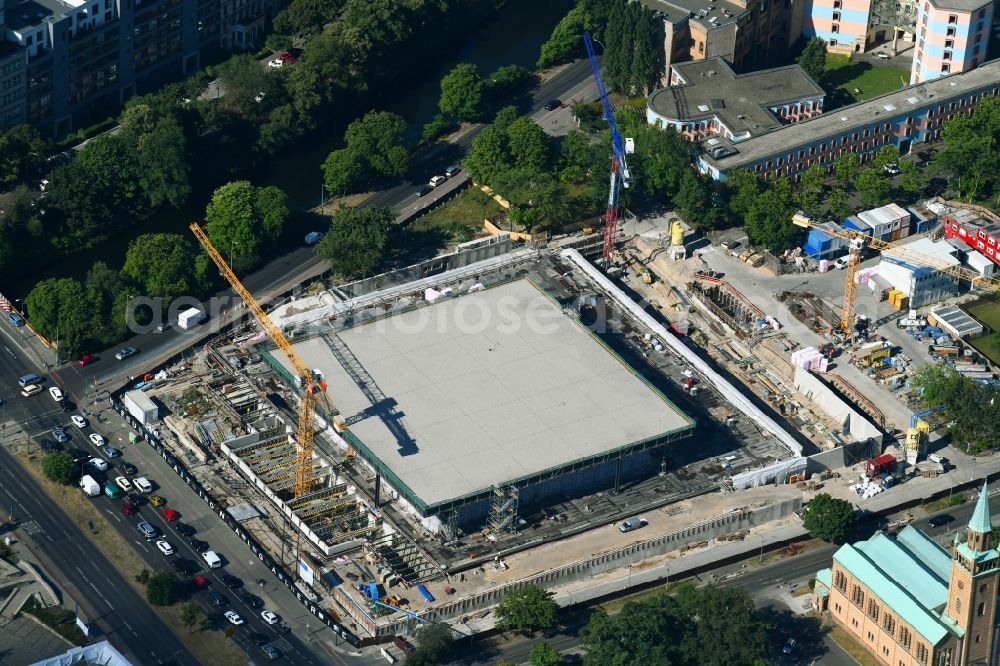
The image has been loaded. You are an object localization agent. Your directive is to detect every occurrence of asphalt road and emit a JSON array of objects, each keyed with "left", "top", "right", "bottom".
[{"left": 0, "top": 345, "right": 197, "bottom": 666}]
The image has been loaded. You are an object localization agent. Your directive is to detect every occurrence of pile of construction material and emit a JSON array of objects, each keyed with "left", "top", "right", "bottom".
[
  {"left": 850, "top": 476, "right": 888, "bottom": 500},
  {"left": 791, "top": 346, "right": 829, "bottom": 372}
]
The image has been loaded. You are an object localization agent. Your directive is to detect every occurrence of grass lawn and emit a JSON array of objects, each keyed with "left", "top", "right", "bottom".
[
  {"left": 827, "top": 623, "right": 883, "bottom": 666},
  {"left": 821, "top": 54, "right": 910, "bottom": 110},
  {"left": 404, "top": 188, "right": 504, "bottom": 246},
  {"left": 921, "top": 492, "right": 967, "bottom": 513},
  {"left": 965, "top": 295, "right": 1000, "bottom": 364}
]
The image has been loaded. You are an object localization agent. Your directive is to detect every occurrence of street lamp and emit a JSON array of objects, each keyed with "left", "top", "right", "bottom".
[
  {"left": 320, "top": 182, "right": 326, "bottom": 209},
  {"left": 627, "top": 562, "right": 633, "bottom": 588}
]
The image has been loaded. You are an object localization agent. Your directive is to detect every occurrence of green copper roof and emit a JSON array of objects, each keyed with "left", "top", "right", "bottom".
[
  {"left": 956, "top": 542, "right": 999, "bottom": 566},
  {"left": 969, "top": 481, "right": 993, "bottom": 537},
  {"left": 815, "top": 567, "right": 832, "bottom": 596}
]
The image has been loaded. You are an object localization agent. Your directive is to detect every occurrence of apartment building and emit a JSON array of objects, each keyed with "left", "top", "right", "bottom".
[
  {"left": 813, "top": 484, "right": 1000, "bottom": 666},
  {"left": 0, "top": 0, "right": 279, "bottom": 136},
  {"left": 943, "top": 206, "right": 1000, "bottom": 266},
  {"left": 801, "top": 0, "right": 874, "bottom": 54},
  {"left": 912, "top": 0, "right": 994, "bottom": 84},
  {"left": 690, "top": 58, "right": 1000, "bottom": 180},
  {"left": 640, "top": 0, "right": 793, "bottom": 75},
  {"left": 646, "top": 57, "right": 824, "bottom": 158}
]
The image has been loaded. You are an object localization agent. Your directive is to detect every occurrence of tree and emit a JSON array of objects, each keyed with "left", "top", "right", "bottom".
[
  {"left": 406, "top": 623, "right": 453, "bottom": 666},
  {"left": 322, "top": 148, "right": 365, "bottom": 195},
  {"left": 271, "top": 0, "right": 343, "bottom": 40},
  {"left": 315, "top": 206, "right": 393, "bottom": 278},
  {"left": 743, "top": 177, "right": 803, "bottom": 253},
  {"left": 796, "top": 37, "right": 828, "bottom": 83},
  {"left": 898, "top": 160, "right": 925, "bottom": 195},
  {"left": 0, "top": 124, "right": 49, "bottom": 188},
  {"left": 872, "top": 144, "right": 900, "bottom": 170},
  {"left": 204, "top": 181, "right": 288, "bottom": 268},
  {"left": 794, "top": 164, "right": 827, "bottom": 219},
  {"left": 145, "top": 571, "right": 179, "bottom": 606},
  {"left": 215, "top": 54, "right": 280, "bottom": 119},
  {"left": 180, "top": 602, "right": 202, "bottom": 633},
  {"left": 495, "top": 584, "right": 558, "bottom": 634},
  {"left": 530, "top": 642, "right": 561, "bottom": 666},
  {"left": 465, "top": 124, "right": 512, "bottom": 184},
  {"left": 855, "top": 167, "right": 891, "bottom": 207},
  {"left": 834, "top": 152, "right": 861, "bottom": 191},
  {"left": 932, "top": 96, "right": 1000, "bottom": 201},
  {"left": 343, "top": 110, "right": 409, "bottom": 178},
  {"left": 506, "top": 116, "right": 550, "bottom": 171},
  {"left": 486, "top": 64, "right": 535, "bottom": 102},
  {"left": 826, "top": 187, "right": 851, "bottom": 220},
  {"left": 135, "top": 115, "right": 190, "bottom": 208},
  {"left": 674, "top": 585, "right": 770, "bottom": 666},
  {"left": 439, "top": 63, "right": 485, "bottom": 120},
  {"left": 41, "top": 452, "right": 75, "bottom": 485},
  {"left": 121, "top": 234, "right": 206, "bottom": 301},
  {"left": 538, "top": 5, "right": 594, "bottom": 68},
  {"left": 421, "top": 114, "right": 457, "bottom": 145},
  {"left": 803, "top": 493, "right": 856, "bottom": 542},
  {"left": 911, "top": 365, "right": 1000, "bottom": 452},
  {"left": 675, "top": 171, "right": 720, "bottom": 231},
  {"left": 24, "top": 278, "right": 90, "bottom": 354}
]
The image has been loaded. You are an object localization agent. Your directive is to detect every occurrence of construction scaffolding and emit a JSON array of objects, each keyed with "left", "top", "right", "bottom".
[{"left": 488, "top": 485, "right": 519, "bottom": 535}]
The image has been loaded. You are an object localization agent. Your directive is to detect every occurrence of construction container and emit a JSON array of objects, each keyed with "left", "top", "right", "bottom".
[
  {"left": 866, "top": 454, "right": 897, "bottom": 479},
  {"left": 124, "top": 389, "right": 158, "bottom": 425},
  {"left": 747, "top": 254, "right": 766, "bottom": 268}
]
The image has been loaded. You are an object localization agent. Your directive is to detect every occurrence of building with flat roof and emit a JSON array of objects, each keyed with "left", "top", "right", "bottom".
[
  {"left": 274, "top": 279, "right": 695, "bottom": 527},
  {"left": 813, "top": 483, "right": 1000, "bottom": 666},
  {"left": 911, "top": 0, "right": 994, "bottom": 84},
  {"left": 639, "top": 0, "right": 793, "bottom": 75},
  {"left": 929, "top": 304, "right": 985, "bottom": 339},
  {"left": 877, "top": 237, "right": 962, "bottom": 307},
  {"left": 646, "top": 58, "right": 825, "bottom": 153},
  {"left": 691, "top": 58, "right": 1000, "bottom": 180},
  {"left": 943, "top": 206, "right": 1000, "bottom": 267}
]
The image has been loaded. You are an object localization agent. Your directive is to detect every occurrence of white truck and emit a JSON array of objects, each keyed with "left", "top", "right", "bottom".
[
  {"left": 123, "top": 389, "right": 159, "bottom": 425},
  {"left": 177, "top": 307, "right": 205, "bottom": 330},
  {"left": 80, "top": 475, "right": 100, "bottom": 497}
]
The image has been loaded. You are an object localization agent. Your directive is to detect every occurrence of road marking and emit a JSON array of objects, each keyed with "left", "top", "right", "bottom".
[
  {"left": 88, "top": 581, "right": 99, "bottom": 593},
  {"left": 74, "top": 565, "right": 85, "bottom": 575},
  {"left": 4, "top": 346, "right": 15, "bottom": 358},
  {"left": 105, "top": 509, "right": 122, "bottom": 523}
]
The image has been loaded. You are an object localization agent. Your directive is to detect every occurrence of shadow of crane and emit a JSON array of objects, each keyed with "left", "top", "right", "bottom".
[{"left": 322, "top": 333, "right": 418, "bottom": 456}]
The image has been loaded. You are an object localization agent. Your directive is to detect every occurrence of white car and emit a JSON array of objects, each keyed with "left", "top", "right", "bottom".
[
  {"left": 429, "top": 175, "right": 447, "bottom": 188},
  {"left": 88, "top": 458, "right": 108, "bottom": 472},
  {"left": 71, "top": 415, "right": 88, "bottom": 429},
  {"left": 155, "top": 540, "right": 174, "bottom": 556},
  {"left": 89, "top": 433, "right": 106, "bottom": 446},
  {"left": 833, "top": 257, "right": 850, "bottom": 270},
  {"left": 133, "top": 477, "right": 153, "bottom": 493},
  {"left": 49, "top": 386, "right": 64, "bottom": 401},
  {"left": 21, "top": 385, "right": 42, "bottom": 397},
  {"left": 224, "top": 610, "right": 244, "bottom": 626},
  {"left": 114, "top": 476, "right": 132, "bottom": 492},
  {"left": 254, "top": 92, "right": 266, "bottom": 103},
  {"left": 260, "top": 610, "right": 280, "bottom": 625},
  {"left": 267, "top": 58, "right": 283, "bottom": 68}
]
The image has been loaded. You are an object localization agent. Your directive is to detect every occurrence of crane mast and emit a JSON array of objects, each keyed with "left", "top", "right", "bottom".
[
  {"left": 189, "top": 222, "right": 342, "bottom": 497},
  {"left": 583, "top": 32, "right": 632, "bottom": 263}
]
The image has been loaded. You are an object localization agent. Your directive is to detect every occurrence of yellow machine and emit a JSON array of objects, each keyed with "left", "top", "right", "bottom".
[
  {"left": 671, "top": 220, "right": 684, "bottom": 247},
  {"left": 791, "top": 213, "right": 1000, "bottom": 334},
  {"left": 189, "top": 223, "right": 344, "bottom": 497}
]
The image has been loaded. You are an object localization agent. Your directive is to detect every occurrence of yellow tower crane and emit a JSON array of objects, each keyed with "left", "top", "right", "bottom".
[
  {"left": 791, "top": 212, "right": 1000, "bottom": 334},
  {"left": 189, "top": 223, "right": 343, "bottom": 497}
]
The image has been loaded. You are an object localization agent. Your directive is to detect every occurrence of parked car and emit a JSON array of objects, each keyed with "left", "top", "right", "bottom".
[
  {"left": 267, "top": 58, "right": 284, "bottom": 68},
  {"left": 40, "top": 439, "right": 60, "bottom": 452},
  {"left": 618, "top": 516, "right": 647, "bottom": 533},
  {"left": 172, "top": 558, "right": 198, "bottom": 575},
  {"left": 88, "top": 458, "right": 109, "bottom": 472},
  {"left": 78, "top": 354, "right": 98, "bottom": 366},
  {"left": 133, "top": 477, "right": 153, "bottom": 493},
  {"left": 119, "top": 462, "right": 137, "bottom": 476},
  {"left": 68, "top": 448, "right": 90, "bottom": 463},
  {"left": 429, "top": 175, "right": 446, "bottom": 187},
  {"left": 415, "top": 185, "right": 432, "bottom": 197},
  {"left": 222, "top": 574, "right": 243, "bottom": 589},
  {"left": 71, "top": 415, "right": 88, "bottom": 429},
  {"left": 89, "top": 433, "right": 106, "bottom": 446},
  {"left": 103, "top": 446, "right": 121, "bottom": 458},
  {"left": 833, "top": 257, "right": 850, "bottom": 270},
  {"left": 48, "top": 386, "right": 64, "bottom": 401},
  {"left": 136, "top": 521, "right": 158, "bottom": 539},
  {"left": 278, "top": 52, "right": 296, "bottom": 62},
  {"left": 304, "top": 231, "right": 324, "bottom": 246},
  {"left": 190, "top": 539, "right": 210, "bottom": 553},
  {"left": 156, "top": 540, "right": 174, "bottom": 556},
  {"left": 261, "top": 644, "right": 281, "bottom": 660},
  {"left": 782, "top": 637, "right": 797, "bottom": 655},
  {"left": 120, "top": 502, "right": 136, "bottom": 516},
  {"left": 7, "top": 312, "right": 24, "bottom": 327},
  {"left": 224, "top": 610, "right": 244, "bottom": 626},
  {"left": 928, "top": 514, "right": 955, "bottom": 528},
  {"left": 149, "top": 495, "right": 165, "bottom": 507},
  {"left": 52, "top": 428, "right": 69, "bottom": 443},
  {"left": 207, "top": 590, "right": 227, "bottom": 606},
  {"left": 260, "top": 610, "right": 280, "bottom": 625},
  {"left": 20, "top": 384, "right": 42, "bottom": 397},
  {"left": 114, "top": 476, "right": 133, "bottom": 492},
  {"left": 248, "top": 631, "right": 269, "bottom": 646},
  {"left": 174, "top": 522, "right": 195, "bottom": 537},
  {"left": 444, "top": 165, "right": 460, "bottom": 178},
  {"left": 115, "top": 347, "right": 138, "bottom": 361},
  {"left": 543, "top": 99, "right": 562, "bottom": 111},
  {"left": 162, "top": 507, "right": 179, "bottom": 522},
  {"left": 242, "top": 592, "right": 264, "bottom": 609},
  {"left": 883, "top": 163, "right": 900, "bottom": 175}
]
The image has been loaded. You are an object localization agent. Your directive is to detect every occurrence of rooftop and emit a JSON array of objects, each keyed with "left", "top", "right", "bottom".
[
  {"left": 647, "top": 58, "right": 824, "bottom": 140},
  {"left": 883, "top": 237, "right": 961, "bottom": 272},
  {"left": 833, "top": 527, "right": 957, "bottom": 645},
  {"left": 639, "top": 0, "right": 747, "bottom": 29},
  {"left": 927, "top": 0, "right": 994, "bottom": 14},
  {"left": 703, "top": 58, "right": 1000, "bottom": 171},
  {"left": 930, "top": 305, "right": 985, "bottom": 337},
  {"left": 279, "top": 279, "right": 695, "bottom": 510},
  {"left": 4, "top": 0, "right": 74, "bottom": 31}
]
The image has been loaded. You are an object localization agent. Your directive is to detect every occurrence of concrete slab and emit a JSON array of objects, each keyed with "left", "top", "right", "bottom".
[{"left": 282, "top": 279, "right": 694, "bottom": 509}]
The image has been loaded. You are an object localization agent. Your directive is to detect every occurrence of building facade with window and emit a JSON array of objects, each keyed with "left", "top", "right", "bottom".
[
  {"left": 801, "top": 0, "right": 874, "bottom": 54},
  {"left": 911, "top": 0, "right": 994, "bottom": 84},
  {"left": 943, "top": 207, "right": 1000, "bottom": 267},
  {"left": 0, "top": 0, "right": 279, "bottom": 136},
  {"left": 813, "top": 483, "right": 1000, "bottom": 666},
  {"left": 689, "top": 58, "right": 1000, "bottom": 181}
]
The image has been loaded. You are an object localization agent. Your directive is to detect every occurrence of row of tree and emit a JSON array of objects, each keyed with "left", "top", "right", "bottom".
[
  {"left": 912, "top": 365, "right": 1000, "bottom": 453},
  {"left": 538, "top": 0, "right": 664, "bottom": 96},
  {"left": 23, "top": 180, "right": 287, "bottom": 355}
]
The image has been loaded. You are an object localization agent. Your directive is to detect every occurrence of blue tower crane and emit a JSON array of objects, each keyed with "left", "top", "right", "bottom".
[{"left": 583, "top": 32, "right": 632, "bottom": 262}]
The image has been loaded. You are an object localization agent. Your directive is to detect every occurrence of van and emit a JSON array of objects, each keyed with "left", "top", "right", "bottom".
[
  {"left": 928, "top": 453, "right": 947, "bottom": 465},
  {"left": 202, "top": 550, "right": 222, "bottom": 568},
  {"left": 18, "top": 373, "right": 42, "bottom": 388},
  {"left": 619, "top": 516, "right": 647, "bottom": 533},
  {"left": 137, "top": 521, "right": 158, "bottom": 539},
  {"left": 104, "top": 482, "right": 124, "bottom": 499},
  {"left": 20, "top": 384, "right": 42, "bottom": 397},
  {"left": 133, "top": 477, "right": 153, "bottom": 493}
]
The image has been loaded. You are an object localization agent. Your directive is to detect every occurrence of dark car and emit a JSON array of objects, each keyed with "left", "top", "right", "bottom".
[
  {"left": 175, "top": 522, "right": 195, "bottom": 537},
  {"left": 69, "top": 448, "right": 90, "bottom": 463},
  {"left": 222, "top": 574, "right": 243, "bottom": 590},
  {"left": 543, "top": 99, "right": 562, "bottom": 111},
  {"left": 119, "top": 462, "right": 138, "bottom": 476},
  {"left": 62, "top": 402, "right": 76, "bottom": 413},
  {"left": 444, "top": 165, "right": 460, "bottom": 178},
  {"left": 7, "top": 312, "right": 24, "bottom": 327},
  {"left": 190, "top": 539, "right": 210, "bottom": 552},
  {"left": 128, "top": 492, "right": 147, "bottom": 506},
  {"left": 415, "top": 185, "right": 432, "bottom": 198},
  {"left": 40, "top": 438, "right": 61, "bottom": 452},
  {"left": 928, "top": 514, "right": 955, "bottom": 528},
  {"left": 206, "top": 590, "right": 227, "bottom": 606},
  {"left": 248, "top": 631, "right": 269, "bottom": 646},
  {"left": 242, "top": 592, "right": 264, "bottom": 609},
  {"left": 172, "top": 558, "right": 198, "bottom": 575}
]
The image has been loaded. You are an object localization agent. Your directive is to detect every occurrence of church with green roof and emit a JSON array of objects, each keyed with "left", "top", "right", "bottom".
[{"left": 813, "top": 482, "right": 999, "bottom": 665}]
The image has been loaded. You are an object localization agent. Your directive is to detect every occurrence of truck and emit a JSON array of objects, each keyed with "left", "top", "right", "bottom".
[
  {"left": 123, "top": 389, "right": 158, "bottom": 425},
  {"left": 80, "top": 475, "right": 100, "bottom": 497},
  {"left": 177, "top": 307, "right": 205, "bottom": 330}
]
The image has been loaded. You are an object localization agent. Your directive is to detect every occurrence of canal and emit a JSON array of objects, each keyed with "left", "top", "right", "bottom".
[{"left": 9, "top": 0, "right": 574, "bottom": 299}]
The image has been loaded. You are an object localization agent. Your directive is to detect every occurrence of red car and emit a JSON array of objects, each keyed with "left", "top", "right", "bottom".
[
  {"left": 279, "top": 52, "right": 296, "bottom": 62},
  {"left": 121, "top": 502, "right": 136, "bottom": 516},
  {"left": 78, "top": 354, "right": 97, "bottom": 366},
  {"left": 191, "top": 575, "right": 209, "bottom": 590},
  {"left": 162, "top": 507, "right": 179, "bottom": 522}
]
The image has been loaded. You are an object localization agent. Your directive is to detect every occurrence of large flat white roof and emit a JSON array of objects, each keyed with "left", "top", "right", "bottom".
[{"left": 280, "top": 279, "right": 694, "bottom": 509}]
